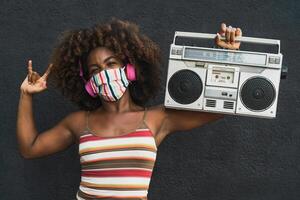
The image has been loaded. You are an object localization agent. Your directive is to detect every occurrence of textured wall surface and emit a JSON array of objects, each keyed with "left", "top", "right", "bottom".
[{"left": 1, "top": 0, "right": 299, "bottom": 199}]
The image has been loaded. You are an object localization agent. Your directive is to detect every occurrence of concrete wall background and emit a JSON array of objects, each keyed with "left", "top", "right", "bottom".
[{"left": 1, "top": 0, "right": 299, "bottom": 199}]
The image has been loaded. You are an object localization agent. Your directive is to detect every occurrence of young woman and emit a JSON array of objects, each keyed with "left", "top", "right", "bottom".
[{"left": 17, "top": 19, "right": 242, "bottom": 200}]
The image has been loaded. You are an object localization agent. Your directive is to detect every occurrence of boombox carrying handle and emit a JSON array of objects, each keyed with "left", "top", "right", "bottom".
[{"left": 172, "top": 31, "right": 281, "bottom": 54}]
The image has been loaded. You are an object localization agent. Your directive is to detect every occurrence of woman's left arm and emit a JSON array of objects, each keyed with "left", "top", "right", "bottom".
[
  {"left": 163, "top": 109, "right": 224, "bottom": 133},
  {"left": 151, "top": 106, "right": 224, "bottom": 146}
]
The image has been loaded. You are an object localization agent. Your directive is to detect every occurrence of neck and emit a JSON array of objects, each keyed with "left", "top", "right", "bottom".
[{"left": 100, "top": 89, "right": 142, "bottom": 113}]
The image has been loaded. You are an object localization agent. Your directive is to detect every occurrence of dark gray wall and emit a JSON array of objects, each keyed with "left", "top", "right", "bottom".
[{"left": 1, "top": 0, "right": 299, "bottom": 199}]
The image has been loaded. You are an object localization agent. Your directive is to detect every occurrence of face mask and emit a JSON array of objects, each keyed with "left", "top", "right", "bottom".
[{"left": 88, "top": 66, "right": 129, "bottom": 101}]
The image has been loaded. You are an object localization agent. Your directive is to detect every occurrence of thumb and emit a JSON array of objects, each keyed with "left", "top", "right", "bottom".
[{"left": 215, "top": 33, "right": 221, "bottom": 44}]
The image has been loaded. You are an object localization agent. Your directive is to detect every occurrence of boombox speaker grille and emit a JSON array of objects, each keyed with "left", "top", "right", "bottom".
[
  {"left": 240, "top": 77, "right": 275, "bottom": 111},
  {"left": 168, "top": 70, "right": 203, "bottom": 104}
]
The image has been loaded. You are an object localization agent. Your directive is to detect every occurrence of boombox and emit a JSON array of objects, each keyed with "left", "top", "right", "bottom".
[{"left": 164, "top": 31, "right": 286, "bottom": 118}]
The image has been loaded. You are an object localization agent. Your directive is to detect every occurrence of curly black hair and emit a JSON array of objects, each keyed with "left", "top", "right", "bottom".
[{"left": 48, "top": 18, "right": 162, "bottom": 111}]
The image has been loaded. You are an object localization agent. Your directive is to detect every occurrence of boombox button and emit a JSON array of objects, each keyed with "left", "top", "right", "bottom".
[
  {"left": 275, "top": 58, "right": 280, "bottom": 64},
  {"left": 222, "top": 92, "right": 228, "bottom": 96},
  {"left": 269, "top": 57, "right": 275, "bottom": 64}
]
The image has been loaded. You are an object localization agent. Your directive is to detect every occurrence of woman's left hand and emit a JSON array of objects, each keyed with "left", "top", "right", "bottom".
[{"left": 215, "top": 23, "right": 242, "bottom": 50}]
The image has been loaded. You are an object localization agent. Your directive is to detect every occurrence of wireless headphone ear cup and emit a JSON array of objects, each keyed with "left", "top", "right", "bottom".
[
  {"left": 125, "top": 63, "right": 136, "bottom": 81},
  {"left": 85, "top": 80, "right": 98, "bottom": 98}
]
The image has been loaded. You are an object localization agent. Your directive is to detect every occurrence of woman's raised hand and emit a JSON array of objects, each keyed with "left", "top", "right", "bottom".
[
  {"left": 215, "top": 23, "right": 242, "bottom": 50},
  {"left": 20, "top": 60, "right": 53, "bottom": 95}
]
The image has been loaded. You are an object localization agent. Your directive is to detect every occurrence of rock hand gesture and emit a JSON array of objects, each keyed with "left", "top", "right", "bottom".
[{"left": 20, "top": 60, "right": 53, "bottom": 95}]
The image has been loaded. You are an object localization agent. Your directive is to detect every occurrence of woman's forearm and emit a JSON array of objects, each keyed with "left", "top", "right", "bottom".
[{"left": 16, "top": 90, "right": 38, "bottom": 158}]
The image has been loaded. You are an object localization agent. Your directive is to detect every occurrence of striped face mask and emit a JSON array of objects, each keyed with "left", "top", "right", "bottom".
[{"left": 88, "top": 66, "right": 129, "bottom": 101}]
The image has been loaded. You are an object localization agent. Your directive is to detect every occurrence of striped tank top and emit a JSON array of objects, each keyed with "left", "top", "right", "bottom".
[{"left": 76, "top": 108, "right": 157, "bottom": 200}]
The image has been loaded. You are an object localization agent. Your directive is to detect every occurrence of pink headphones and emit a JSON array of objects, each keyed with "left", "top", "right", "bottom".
[{"left": 79, "top": 60, "right": 136, "bottom": 97}]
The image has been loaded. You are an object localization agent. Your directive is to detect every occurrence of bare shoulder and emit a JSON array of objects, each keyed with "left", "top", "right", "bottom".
[
  {"left": 146, "top": 105, "right": 171, "bottom": 147},
  {"left": 145, "top": 105, "right": 167, "bottom": 135},
  {"left": 147, "top": 104, "right": 166, "bottom": 118},
  {"left": 62, "top": 110, "right": 88, "bottom": 142}
]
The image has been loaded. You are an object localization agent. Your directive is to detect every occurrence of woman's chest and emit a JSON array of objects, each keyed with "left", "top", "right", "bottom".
[
  {"left": 78, "top": 131, "right": 158, "bottom": 164},
  {"left": 72, "top": 108, "right": 163, "bottom": 146}
]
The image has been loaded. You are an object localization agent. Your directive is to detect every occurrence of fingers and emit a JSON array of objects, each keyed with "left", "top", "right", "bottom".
[
  {"left": 216, "top": 23, "right": 228, "bottom": 47},
  {"left": 225, "top": 26, "right": 231, "bottom": 43},
  {"left": 27, "top": 60, "right": 33, "bottom": 83},
  {"left": 26, "top": 59, "right": 43, "bottom": 84},
  {"left": 215, "top": 33, "right": 229, "bottom": 48},
  {"left": 230, "top": 28, "right": 236, "bottom": 44},
  {"left": 28, "top": 60, "right": 33, "bottom": 74},
  {"left": 27, "top": 60, "right": 39, "bottom": 84},
  {"left": 225, "top": 25, "right": 241, "bottom": 45},
  {"left": 219, "top": 23, "right": 226, "bottom": 36},
  {"left": 215, "top": 23, "right": 242, "bottom": 50},
  {"left": 41, "top": 63, "right": 53, "bottom": 80},
  {"left": 235, "top": 27, "right": 242, "bottom": 37},
  {"left": 215, "top": 33, "right": 221, "bottom": 44},
  {"left": 31, "top": 71, "right": 41, "bottom": 83}
]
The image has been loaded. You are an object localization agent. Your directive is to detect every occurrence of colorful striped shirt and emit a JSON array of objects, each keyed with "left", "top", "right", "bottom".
[{"left": 76, "top": 108, "right": 157, "bottom": 200}]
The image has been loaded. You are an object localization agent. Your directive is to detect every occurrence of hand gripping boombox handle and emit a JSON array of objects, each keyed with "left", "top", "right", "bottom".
[{"left": 172, "top": 31, "right": 281, "bottom": 54}]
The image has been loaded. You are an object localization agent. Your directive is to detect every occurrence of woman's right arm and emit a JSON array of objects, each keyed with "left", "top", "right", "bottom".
[
  {"left": 17, "top": 91, "right": 76, "bottom": 159},
  {"left": 17, "top": 60, "right": 76, "bottom": 159}
]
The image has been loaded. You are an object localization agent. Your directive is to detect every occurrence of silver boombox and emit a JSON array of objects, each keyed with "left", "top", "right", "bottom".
[{"left": 164, "top": 31, "right": 285, "bottom": 118}]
